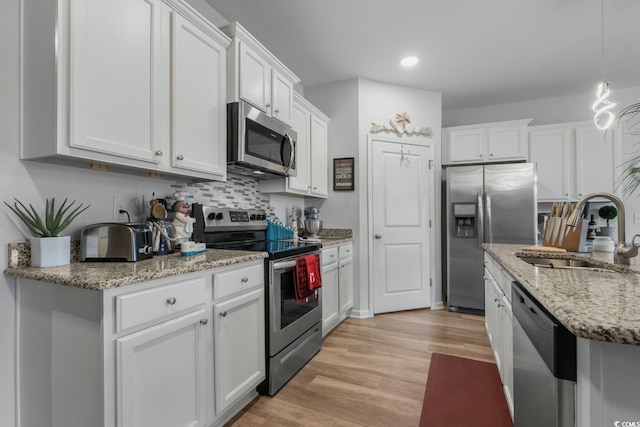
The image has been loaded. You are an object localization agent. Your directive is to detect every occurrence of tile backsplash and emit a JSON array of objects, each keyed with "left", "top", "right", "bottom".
[{"left": 169, "top": 173, "right": 278, "bottom": 219}]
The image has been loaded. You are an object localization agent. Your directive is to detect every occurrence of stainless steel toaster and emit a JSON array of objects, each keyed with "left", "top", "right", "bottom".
[{"left": 80, "top": 223, "right": 153, "bottom": 262}]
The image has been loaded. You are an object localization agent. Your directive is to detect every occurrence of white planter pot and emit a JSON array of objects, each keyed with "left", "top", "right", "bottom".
[{"left": 30, "top": 236, "right": 71, "bottom": 267}]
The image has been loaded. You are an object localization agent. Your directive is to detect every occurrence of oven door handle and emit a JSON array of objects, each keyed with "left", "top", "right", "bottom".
[{"left": 273, "top": 260, "right": 297, "bottom": 271}]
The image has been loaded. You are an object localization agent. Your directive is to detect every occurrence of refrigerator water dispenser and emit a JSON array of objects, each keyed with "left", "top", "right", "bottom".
[{"left": 453, "top": 203, "right": 476, "bottom": 238}]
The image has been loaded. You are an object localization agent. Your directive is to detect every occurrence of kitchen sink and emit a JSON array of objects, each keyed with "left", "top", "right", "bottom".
[{"left": 517, "top": 255, "right": 616, "bottom": 272}]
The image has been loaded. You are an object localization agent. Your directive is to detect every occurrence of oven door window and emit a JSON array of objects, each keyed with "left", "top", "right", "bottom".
[
  {"left": 245, "top": 119, "right": 287, "bottom": 166},
  {"left": 279, "top": 267, "right": 319, "bottom": 329}
]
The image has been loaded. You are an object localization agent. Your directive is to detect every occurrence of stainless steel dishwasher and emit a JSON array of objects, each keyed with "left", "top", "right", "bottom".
[{"left": 512, "top": 281, "right": 576, "bottom": 427}]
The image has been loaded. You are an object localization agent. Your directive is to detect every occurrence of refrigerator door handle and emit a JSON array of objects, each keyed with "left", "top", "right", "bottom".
[
  {"left": 477, "top": 191, "right": 484, "bottom": 249},
  {"left": 485, "top": 190, "right": 493, "bottom": 243}
]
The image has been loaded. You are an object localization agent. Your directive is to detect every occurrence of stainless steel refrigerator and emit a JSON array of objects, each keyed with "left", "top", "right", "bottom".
[{"left": 444, "top": 163, "right": 537, "bottom": 313}]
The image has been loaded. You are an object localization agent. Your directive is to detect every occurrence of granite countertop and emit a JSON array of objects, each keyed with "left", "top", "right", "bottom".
[
  {"left": 4, "top": 248, "right": 267, "bottom": 291},
  {"left": 317, "top": 228, "right": 354, "bottom": 247},
  {"left": 483, "top": 243, "right": 640, "bottom": 344}
]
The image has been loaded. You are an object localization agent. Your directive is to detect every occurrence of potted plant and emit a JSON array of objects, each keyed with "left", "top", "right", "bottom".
[
  {"left": 598, "top": 205, "right": 618, "bottom": 238},
  {"left": 615, "top": 101, "right": 640, "bottom": 196},
  {"left": 4, "top": 198, "right": 90, "bottom": 267}
]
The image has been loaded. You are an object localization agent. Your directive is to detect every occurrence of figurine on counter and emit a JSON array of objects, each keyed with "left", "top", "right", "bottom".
[{"left": 172, "top": 200, "right": 196, "bottom": 247}]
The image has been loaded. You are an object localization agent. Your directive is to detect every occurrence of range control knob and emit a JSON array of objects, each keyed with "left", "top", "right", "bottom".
[
  {"left": 215, "top": 212, "right": 223, "bottom": 221},
  {"left": 260, "top": 214, "right": 266, "bottom": 220},
  {"left": 207, "top": 213, "right": 216, "bottom": 221},
  {"left": 250, "top": 214, "right": 257, "bottom": 221}
]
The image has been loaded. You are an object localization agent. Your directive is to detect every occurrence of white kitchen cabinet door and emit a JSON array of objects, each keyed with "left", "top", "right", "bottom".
[
  {"left": 69, "top": 0, "right": 163, "bottom": 164},
  {"left": 487, "top": 124, "right": 527, "bottom": 161},
  {"left": 259, "top": 93, "right": 330, "bottom": 199},
  {"left": 213, "top": 287, "right": 265, "bottom": 415},
  {"left": 287, "top": 100, "right": 312, "bottom": 193},
  {"left": 238, "top": 41, "right": 271, "bottom": 112},
  {"left": 447, "top": 128, "right": 485, "bottom": 163},
  {"left": 321, "top": 258, "right": 339, "bottom": 336},
  {"left": 575, "top": 123, "right": 617, "bottom": 198},
  {"left": 116, "top": 308, "right": 209, "bottom": 427},
  {"left": 501, "top": 295, "right": 514, "bottom": 420},
  {"left": 338, "top": 257, "right": 353, "bottom": 316},
  {"left": 528, "top": 126, "right": 572, "bottom": 201},
  {"left": 271, "top": 69, "right": 294, "bottom": 126},
  {"left": 483, "top": 267, "right": 493, "bottom": 345},
  {"left": 170, "top": 13, "right": 227, "bottom": 179},
  {"left": 310, "top": 115, "right": 329, "bottom": 197}
]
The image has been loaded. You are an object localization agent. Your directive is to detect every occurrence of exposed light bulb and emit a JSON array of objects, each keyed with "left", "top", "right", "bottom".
[
  {"left": 400, "top": 56, "right": 419, "bottom": 67},
  {"left": 592, "top": 81, "right": 615, "bottom": 130}
]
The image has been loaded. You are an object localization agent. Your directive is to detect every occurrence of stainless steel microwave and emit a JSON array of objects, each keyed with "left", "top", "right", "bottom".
[{"left": 227, "top": 101, "right": 297, "bottom": 179}]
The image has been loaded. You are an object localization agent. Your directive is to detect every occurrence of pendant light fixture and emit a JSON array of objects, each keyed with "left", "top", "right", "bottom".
[{"left": 592, "top": 0, "right": 615, "bottom": 130}]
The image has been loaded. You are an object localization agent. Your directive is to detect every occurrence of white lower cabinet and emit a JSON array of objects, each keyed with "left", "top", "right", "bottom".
[
  {"left": 16, "top": 260, "right": 265, "bottom": 427},
  {"left": 117, "top": 308, "right": 209, "bottom": 427},
  {"left": 483, "top": 252, "right": 514, "bottom": 420},
  {"left": 321, "top": 243, "right": 354, "bottom": 336},
  {"left": 321, "top": 247, "right": 340, "bottom": 335},
  {"left": 213, "top": 287, "right": 265, "bottom": 415}
]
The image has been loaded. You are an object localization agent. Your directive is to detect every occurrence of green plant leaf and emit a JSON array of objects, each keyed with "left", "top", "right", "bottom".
[{"left": 4, "top": 198, "right": 90, "bottom": 237}]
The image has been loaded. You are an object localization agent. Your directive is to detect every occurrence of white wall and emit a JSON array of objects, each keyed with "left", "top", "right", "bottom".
[{"left": 306, "top": 78, "right": 442, "bottom": 316}]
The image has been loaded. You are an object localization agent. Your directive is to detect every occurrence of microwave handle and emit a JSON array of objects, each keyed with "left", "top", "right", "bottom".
[{"left": 284, "top": 133, "right": 294, "bottom": 171}]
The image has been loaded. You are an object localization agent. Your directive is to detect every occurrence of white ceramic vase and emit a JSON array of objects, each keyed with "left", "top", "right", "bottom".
[{"left": 30, "top": 236, "right": 71, "bottom": 267}]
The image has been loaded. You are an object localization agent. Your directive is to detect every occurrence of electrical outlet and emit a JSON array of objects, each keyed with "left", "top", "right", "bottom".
[{"left": 113, "top": 197, "right": 136, "bottom": 221}]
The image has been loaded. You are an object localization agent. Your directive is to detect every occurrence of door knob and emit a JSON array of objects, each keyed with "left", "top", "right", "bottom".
[{"left": 374, "top": 234, "right": 382, "bottom": 239}]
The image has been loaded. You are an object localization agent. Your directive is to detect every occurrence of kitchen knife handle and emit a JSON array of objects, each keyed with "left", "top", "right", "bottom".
[
  {"left": 477, "top": 191, "right": 484, "bottom": 249},
  {"left": 485, "top": 190, "right": 493, "bottom": 244}
]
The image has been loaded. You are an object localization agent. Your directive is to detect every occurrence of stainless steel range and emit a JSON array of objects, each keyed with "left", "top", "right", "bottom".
[{"left": 192, "top": 204, "right": 323, "bottom": 396}]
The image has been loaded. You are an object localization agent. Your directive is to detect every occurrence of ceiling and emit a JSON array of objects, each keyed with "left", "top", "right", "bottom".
[{"left": 206, "top": 0, "right": 640, "bottom": 111}]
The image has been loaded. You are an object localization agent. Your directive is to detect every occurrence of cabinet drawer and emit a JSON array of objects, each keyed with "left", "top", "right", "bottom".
[
  {"left": 322, "top": 247, "right": 338, "bottom": 266},
  {"left": 214, "top": 263, "right": 264, "bottom": 301},
  {"left": 338, "top": 243, "right": 353, "bottom": 260},
  {"left": 116, "top": 278, "right": 206, "bottom": 332}
]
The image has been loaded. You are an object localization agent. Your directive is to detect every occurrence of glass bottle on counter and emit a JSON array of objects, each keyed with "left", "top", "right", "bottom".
[{"left": 588, "top": 215, "right": 598, "bottom": 239}]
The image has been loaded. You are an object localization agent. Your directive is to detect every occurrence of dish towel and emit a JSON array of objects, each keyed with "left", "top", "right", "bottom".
[{"left": 294, "top": 254, "right": 322, "bottom": 302}]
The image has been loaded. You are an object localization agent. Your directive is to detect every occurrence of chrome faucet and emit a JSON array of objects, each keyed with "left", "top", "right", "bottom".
[{"left": 567, "top": 192, "right": 638, "bottom": 265}]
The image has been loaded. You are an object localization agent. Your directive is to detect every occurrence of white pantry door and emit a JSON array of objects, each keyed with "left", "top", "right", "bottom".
[{"left": 371, "top": 137, "right": 434, "bottom": 314}]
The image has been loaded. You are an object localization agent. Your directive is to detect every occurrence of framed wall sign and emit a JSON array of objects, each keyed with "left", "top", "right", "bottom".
[{"left": 333, "top": 157, "right": 355, "bottom": 191}]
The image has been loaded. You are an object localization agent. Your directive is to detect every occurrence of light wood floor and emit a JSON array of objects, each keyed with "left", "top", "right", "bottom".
[{"left": 226, "top": 308, "right": 494, "bottom": 426}]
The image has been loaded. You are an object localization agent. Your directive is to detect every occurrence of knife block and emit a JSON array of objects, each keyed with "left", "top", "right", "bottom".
[{"left": 542, "top": 218, "right": 589, "bottom": 252}]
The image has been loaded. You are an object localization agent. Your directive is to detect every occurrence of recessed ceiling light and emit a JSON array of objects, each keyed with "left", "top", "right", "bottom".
[{"left": 400, "top": 56, "right": 419, "bottom": 67}]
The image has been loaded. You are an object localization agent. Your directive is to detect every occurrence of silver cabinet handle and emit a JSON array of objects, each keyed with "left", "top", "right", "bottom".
[
  {"left": 200, "top": 318, "right": 208, "bottom": 325},
  {"left": 166, "top": 297, "right": 176, "bottom": 305},
  {"left": 274, "top": 109, "right": 279, "bottom": 114},
  {"left": 220, "top": 311, "right": 227, "bottom": 317},
  {"left": 241, "top": 277, "right": 249, "bottom": 283},
  {"left": 374, "top": 234, "right": 382, "bottom": 239},
  {"left": 155, "top": 150, "right": 163, "bottom": 156},
  {"left": 265, "top": 103, "right": 271, "bottom": 109},
  {"left": 176, "top": 154, "right": 184, "bottom": 161}
]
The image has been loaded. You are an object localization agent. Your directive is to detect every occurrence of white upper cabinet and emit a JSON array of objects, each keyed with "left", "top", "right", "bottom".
[
  {"left": 443, "top": 119, "right": 532, "bottom": 165},
  {"left": 528, "top": 121, "right": 619, "bottom": 201},
  {"left": 222, "top": 22, "right": 299, "bottom": 126},
  {"left": 21, "top": 0, "right": 230, "bottom": 181},
  {"left": 170, "top": 12, "right": 227, "bottom": 178},
  {"left": 259, "top": 92, "right": 330, "bottom": 198}
]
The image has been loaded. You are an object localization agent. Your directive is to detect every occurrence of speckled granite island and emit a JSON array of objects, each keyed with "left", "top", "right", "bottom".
[
  {"left": 483, "top": 243, "right": 640, "bottom": 426},
  {"left": 483, "top": 243, "right": 640, "bottom": 344}
]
